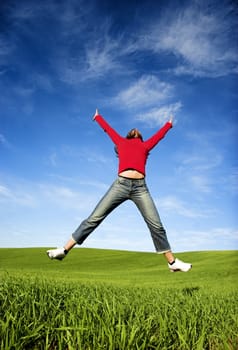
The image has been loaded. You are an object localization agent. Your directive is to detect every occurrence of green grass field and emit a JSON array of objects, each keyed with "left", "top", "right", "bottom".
[{"left": 0, "top": 248, "right": 237, "bottom": 349}]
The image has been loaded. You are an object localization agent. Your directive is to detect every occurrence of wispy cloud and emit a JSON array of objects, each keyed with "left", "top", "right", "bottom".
[
  {"left": 2, "top": 0, "right": 237, "bottom": 95},
  {"left": 0, "top": 183, "right": 35, "bottom": 206},
  {"left": 112, "top": 75, "right": 173, "bottom": 109},
  {"left": 47, "top": 173, "right": 109, "bottom": 191},
  {"left": 0, "top": 185, "right": 12, "bottom": 198},
  {"left": 174, "top": 151, "right": 224, "bottom": 194},
  {"left": 157, "top": 195, "right": 213, "bottom": 218},
  {"left": 136, "top": 102, "right": 182, "bottom": 126},
  {"left": 83, "top": 27, "right": 125, "bottom": 80},
  {"left": 40, "top": 185, "right": 83, "bottom": 209},
  {"left": 0, "top": 37, "right": 14, "bottom": 65},
  {"left": 57, "top": 21, "right": 128, "bottom": 84},
  {"left": 138, "top": 1, "right": 238, "bottom": 77},
  {"left": 61, "top": 145, "right": 114, "bottom": 165},
  {"left": 36, "top": 182, "right": 106, "bottom": 213},
  {"left": 46, "top": 144, "right": 114, "bottom": 169},
  {"left": 0, "top": 134, "right": 12, "bottom": 149},
  {"left": 0, "top": 178, "right": 101, "bottom": 213},
  {"left": 8, "top": 1, "right": 43, "bottom": 21},
  {"left": 110, "top": 75, "right": 181, "bottom": 126},
  {"left": 179, "top": 152, "right": 223, "bottom": 172},
  {"left": 48, "top": 152, "right": 58, "bottom": 167},
  {"left": 220, "top": 167, "right": 238, "bottom": 195},
  {"left": 190, "top": 175, "right": 213, "bottom": 194},
  {"left": 171, "top": 227, "right": 238, "bottom": 252},
  {"left": 57, "top": 0, "right": 238, "bottom": 81},
  {"left": 31, "top": 3, "right": 125, "bottom": 85}
]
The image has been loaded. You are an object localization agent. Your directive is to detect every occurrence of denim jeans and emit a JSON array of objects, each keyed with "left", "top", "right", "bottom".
[{"left": 72, "top": 176, "right": 171, "bottom": 253}]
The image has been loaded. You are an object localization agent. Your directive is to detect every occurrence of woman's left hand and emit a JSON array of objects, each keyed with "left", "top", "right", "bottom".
[{"left": 169, "top": 115, "right": 174, "bottom": 125}]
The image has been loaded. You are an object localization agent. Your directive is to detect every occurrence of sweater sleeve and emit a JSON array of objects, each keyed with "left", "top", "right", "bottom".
[
  {"left": 144, "top": 122, "right": 172, "bottom": 151},
  {"left": 94, "top": 115, "right": 123, "bottom": 145}
]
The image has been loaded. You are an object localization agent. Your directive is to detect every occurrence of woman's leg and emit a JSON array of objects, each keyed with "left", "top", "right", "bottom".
[
  {"left": 64, "top": 237, "right": 77, "bottom": 252},
  {"left": 47, "top": 178, "right": 130, "bottom": 259},
  {"left": 72, "top": 178, "right": 129, "bottom": 244},
  {"left": 131, "top": 181, "right": 172, "bottom": 255},
  {"left": 131, "top": 181, "right": 192, "bottom": 271}
]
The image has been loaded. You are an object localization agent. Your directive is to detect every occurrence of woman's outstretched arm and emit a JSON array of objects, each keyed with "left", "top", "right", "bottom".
[
  {"left": 93, "top": 109, "right": 123, "bottom": 145},
  {"left": 144, "top": 117, "right": 173, "bottom": 151}
]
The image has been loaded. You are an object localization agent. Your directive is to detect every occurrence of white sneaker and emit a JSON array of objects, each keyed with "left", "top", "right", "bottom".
[
  {"left": 168, "top": 258, "right": 192, "bottom": 272},
  {"left": 47, "top": 247, "right": 66, "bottom": 261}
]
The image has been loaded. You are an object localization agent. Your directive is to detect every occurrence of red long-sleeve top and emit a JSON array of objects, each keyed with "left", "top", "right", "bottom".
[{"left": 95, "top": 115, "right": 172, "bottom": 176}]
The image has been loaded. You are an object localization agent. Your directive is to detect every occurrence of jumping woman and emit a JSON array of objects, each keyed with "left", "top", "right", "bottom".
[{"left": 47, "top": 109, "right": 192, "bottom": 272}]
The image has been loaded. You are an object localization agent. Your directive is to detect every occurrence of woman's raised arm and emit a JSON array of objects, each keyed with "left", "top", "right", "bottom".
[{"left": 93, "top": 109, "right": 123, "bottom": 145}]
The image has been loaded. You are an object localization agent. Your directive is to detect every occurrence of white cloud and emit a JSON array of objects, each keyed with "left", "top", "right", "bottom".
[
  {"left": 156, "top": 195, "right": 211, "bottom": 218},
  {"left": 0, "top": 176, "right": 237, "bottom": 251},
  {"left": 220, "top": 167, "right": 238, "bottom": 195},
  {"left": 84, "top": 32, "right": 123, "bottom": 79},
  {"left": 190, "top": 175, "right": 212, "bottom": 194},
  {"left": 171, "top": 227, "right": 238, "bottom": 252},
  {"left": 110, "top": 76, "right": 181, "bottom": 126},
  {"left": 139, "top": 1, "right": 238, "bottom": 77},
  {"left": 0, "top": 185, "right": 12, "bottom": 198},
  {"left": 0, "top": 134, "right": 11, "bottom": 148},
  {"left": 9, "top": 2, "right": 43, "bottom": 21},
  {"left": 180, "top": 153, "right": 223, "bottom": 172},
  {"left": 0, "top": 177, "right": 105, "bottom": 214},
  {"left": 49, "top": 152, "right": 58, "bottom": 167},
  {"left": 56, "top": 39, "right": 123, "bottom": 85},
  {"left": 39, "top": 183, "right": 100, "bottom": 211},
  {"left": 54, "top": 13, "right": 128, "bottom": 84},
  {"left": 174, "top": 159, "right": 220, "bottom": 195},
  {"left": 136, "top": 102, "right": 182, "bottom": 126},
  {"left": 0, "top": 37, "right": 14, "bottom": 64},
  {"left": 56, "top": 0, "right": 238, "bottom": 82},
  {"left": 112, "top": 75, "right": 173, "bottom": 109},
  {"left": 0, "top": 183, "right": 35, "bottom": 206},
  {"left": 33, "top": 73, "right": 54, "bottom": 92},
  {"left": 3, "top": 0, "right": 237, "bottom": 91},
  {"left": 61, "top": 145, "right": 114, "bottom": 166}
]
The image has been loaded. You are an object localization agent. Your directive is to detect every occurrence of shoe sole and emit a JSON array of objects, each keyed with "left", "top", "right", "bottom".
[
  {"left": 46, "top": 252, "right": 64, "bottom": 261},
  {"left": 170, "top": 265, "right": 192, "bottom": 272}
]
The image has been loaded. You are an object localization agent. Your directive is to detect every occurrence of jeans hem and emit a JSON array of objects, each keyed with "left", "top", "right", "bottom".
[
  {"left": 156, "top": 249, "right": 171, "bottom": 254},
  {"left": 71, "top": 234, "right": 78, "bottom": 244}
]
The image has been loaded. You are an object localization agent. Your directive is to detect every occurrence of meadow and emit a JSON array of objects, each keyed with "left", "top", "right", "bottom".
[{"left": 0, "top": 248, "right": 237, "bottom": 349}]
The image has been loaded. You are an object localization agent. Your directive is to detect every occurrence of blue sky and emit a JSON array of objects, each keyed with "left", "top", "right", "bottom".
[{"left": 0, "top": 0, "right": 237, "bottom": 252}]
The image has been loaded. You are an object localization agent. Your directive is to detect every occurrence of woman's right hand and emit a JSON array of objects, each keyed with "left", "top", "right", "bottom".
[{"left": 93, "top": 108, "right": 99, "bottom": 120}]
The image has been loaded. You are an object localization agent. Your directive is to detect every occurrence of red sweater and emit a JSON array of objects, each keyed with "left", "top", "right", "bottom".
[{"left": 95, "top": 115, "right": 172, "bottom": 176}]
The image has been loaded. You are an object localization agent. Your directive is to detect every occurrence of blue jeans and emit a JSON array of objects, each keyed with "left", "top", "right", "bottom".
[{"left": 72, "top": 176, "right": 171, "bottom": 253}]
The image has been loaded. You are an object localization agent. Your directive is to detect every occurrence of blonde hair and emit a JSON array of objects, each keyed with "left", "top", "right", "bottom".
[
  {"left": 126, "top": 128, "right": 143, "bottom": 140},
  {"left": 114, "top": 129, "right": 143, "bottom": 156}
]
